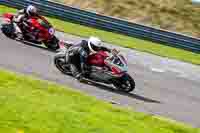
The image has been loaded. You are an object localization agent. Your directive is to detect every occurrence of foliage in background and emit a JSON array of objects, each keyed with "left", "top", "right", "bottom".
[{"left": 54, "top": 0, "right": 200, "bottom": 38}]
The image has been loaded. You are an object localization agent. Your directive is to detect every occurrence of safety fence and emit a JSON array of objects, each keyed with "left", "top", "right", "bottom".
[{"left": 1, "top": 0, "right": 200, "bottom": 53}]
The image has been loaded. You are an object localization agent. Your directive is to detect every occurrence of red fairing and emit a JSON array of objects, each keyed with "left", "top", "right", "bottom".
[
  {"left": 111, "top": 66, "right": 121, "bottom": 74},
  {"left": 87, "top": 51, "right": 109, "bottom": 67},
  {"left": 27, "top": 17, "right": 50, "bottom": 40},
  {"left": 3, "top": 13, "right": 14, "bottom": 19},
  {"left": 3, "top": 13, "right": 14, "bottom": 22}
]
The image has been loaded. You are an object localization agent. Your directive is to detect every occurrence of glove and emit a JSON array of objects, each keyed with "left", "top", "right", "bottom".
[{"left": 111, "top": 48, "right": 119, "bottom": 56}]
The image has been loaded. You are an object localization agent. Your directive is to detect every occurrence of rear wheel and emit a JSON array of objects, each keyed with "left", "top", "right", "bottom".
[
  {"left": 1, "top": 23, "right": 15, "bottom": 38},
  {"left": 113, "top": 74, "right": 135, "bottom": 93},
  {"left": 44, "top": 36, "right": 60, "bottom": 51},
  {"left": 54, "top": 53, "right": 71, "bottom": 75}
]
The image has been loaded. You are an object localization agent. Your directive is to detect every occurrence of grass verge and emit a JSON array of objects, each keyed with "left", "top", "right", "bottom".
[
  {"left": 0, "top": 68, "right": 199, "bottom": 133},
  {"left": 0, "top": 5, "right": 200, "bottom": 65}
]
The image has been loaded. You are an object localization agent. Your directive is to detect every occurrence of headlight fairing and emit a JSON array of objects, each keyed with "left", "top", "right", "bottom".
[{"left": 48, "top": 28, "right": 55, "bottom": 35}]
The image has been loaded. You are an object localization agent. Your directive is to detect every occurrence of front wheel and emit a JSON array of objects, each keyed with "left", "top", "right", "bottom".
[
  {"left": 44, "top": 36, "right": 60, "bottom": 51},
  {"left": 54, "top": 53, "right": 71, "bottom": 75},
  {"left": 113, "top": 74, "right": 135, "bottom": 93}
]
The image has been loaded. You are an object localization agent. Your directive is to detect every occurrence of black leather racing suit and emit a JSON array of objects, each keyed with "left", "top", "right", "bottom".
[{"left": 66, "top": 40, "right": 111, "bottom": 80}]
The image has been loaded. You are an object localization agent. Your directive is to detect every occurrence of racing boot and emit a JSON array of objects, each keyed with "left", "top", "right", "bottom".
[
  {"left": 75, "top": 73, "right": 85, "bottom": 82},
  {"left": 13, "top": 23, "right": 24, "bottom": 41},
  {"left": 15, "top": 32, "right": 24, "bottom": 41},
  {"left": 70, "top": 64, "right": 85, "bottom": 82}
]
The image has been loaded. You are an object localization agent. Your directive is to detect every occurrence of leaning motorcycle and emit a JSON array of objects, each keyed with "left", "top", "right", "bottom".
[
  {"left": 54, "top": 43, "right": 135, "bottom": 93},
  {"left": 1, "top": 13, "right": 60, "bottom": 51}
]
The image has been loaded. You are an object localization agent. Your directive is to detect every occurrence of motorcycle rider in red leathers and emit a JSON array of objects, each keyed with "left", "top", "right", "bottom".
[
  {"left": 13, "top": 5, "right": 51, "bottom": 40},
  {"left": 66, "top": 36, "right": 112, "bottom": 81}
]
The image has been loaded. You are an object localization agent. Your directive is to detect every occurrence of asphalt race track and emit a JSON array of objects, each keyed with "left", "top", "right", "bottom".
[{"left": 0, "top": 24, "right": 200, "bottom": 127}]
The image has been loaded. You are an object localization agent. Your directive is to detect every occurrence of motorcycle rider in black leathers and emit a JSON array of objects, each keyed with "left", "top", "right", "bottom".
[
  {"left": 66, "top": 36, "right": 111, "bottom": 81},
  {"left": 13, "top": 5, "right": 50, "bottom": 40}
]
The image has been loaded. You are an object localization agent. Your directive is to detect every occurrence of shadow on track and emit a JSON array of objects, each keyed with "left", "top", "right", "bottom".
[
  {"left": 22, "top": 41, "right": 58, "bottom": 53},
  {"left": 82, "top": 79, "right": 162, "bottom": 104}
]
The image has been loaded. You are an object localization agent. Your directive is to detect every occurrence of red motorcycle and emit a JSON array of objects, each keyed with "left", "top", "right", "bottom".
[
  {"left": 1, "top": 13, "right": 60, "bottom": 50},
  {"left": 54, "top": 43, "right": 135, "bottom": 93}
]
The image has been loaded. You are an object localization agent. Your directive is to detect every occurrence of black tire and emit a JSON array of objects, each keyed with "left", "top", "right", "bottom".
[
  {"left": 113, "top": 74, "right": 135, "bottom": 93},
  {"left": 54, "top": 53, "right": 71, "bottom": 75},
  {"left": 1, "top": 23, "right": 15, "bottom": 38},
  {"left": 44, "top": 36, "right": 60, "bottom": 51}
]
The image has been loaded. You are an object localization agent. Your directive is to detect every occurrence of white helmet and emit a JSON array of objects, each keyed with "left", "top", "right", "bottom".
[
  {"left": 26, "top": 5, "right": 37, "bottom": 16},
  {"left": 88, "top": 36, "right": 103, "bottom": 53}
]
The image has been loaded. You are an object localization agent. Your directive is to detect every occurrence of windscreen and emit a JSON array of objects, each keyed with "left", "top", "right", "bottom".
[{"left": 112, "top": 57, "right": 124, "bottom": 67}]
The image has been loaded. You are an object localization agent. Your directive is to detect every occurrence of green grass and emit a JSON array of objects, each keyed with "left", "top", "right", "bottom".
[
  {"left": 0, "top": 68, "right": 199, "bottom": 133},
  {"left": 0, "top": 5, "right": 200, "bottom": 65}
]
